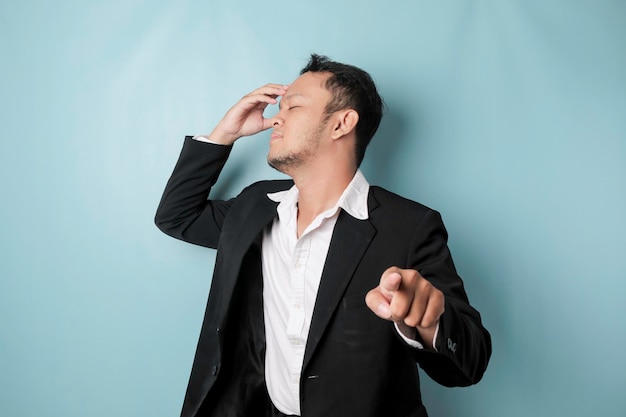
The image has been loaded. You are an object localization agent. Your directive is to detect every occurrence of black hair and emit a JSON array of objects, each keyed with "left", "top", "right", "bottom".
[{"left": 300, "top": 54, "right": 384, "bottom": 166}]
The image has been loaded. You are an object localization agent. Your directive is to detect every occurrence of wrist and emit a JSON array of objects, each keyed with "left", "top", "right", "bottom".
[{"left": 207, "top": 128, "right": 238, "bottom": 145}]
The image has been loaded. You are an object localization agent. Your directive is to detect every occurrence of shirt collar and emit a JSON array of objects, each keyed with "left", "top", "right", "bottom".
[{"left": 267, "top": 169, "right": 370, "bottom": 221}]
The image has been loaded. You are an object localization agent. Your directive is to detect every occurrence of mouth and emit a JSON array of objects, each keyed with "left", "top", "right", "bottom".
[{"left": 270, "top": 131, "right": 283, "bottom": 141}]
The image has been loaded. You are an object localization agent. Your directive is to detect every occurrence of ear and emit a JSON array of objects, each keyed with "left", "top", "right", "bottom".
[{"left": 330, "top": 109, "right": 359, "bottom": 140}]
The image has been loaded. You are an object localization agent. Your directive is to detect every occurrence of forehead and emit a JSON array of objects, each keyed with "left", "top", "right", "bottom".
[{"left": 284, "top": 71, "right": 331, "bottom": 102}]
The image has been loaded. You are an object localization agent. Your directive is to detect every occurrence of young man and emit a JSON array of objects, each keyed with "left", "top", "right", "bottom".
[{"left": 155, "top": 54, "right": 491, "bottom": 417}]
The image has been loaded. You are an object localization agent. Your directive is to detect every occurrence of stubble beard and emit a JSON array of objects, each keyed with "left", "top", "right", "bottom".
[
  {"left": 267, "top": 122, "right": 326, "bottom": 174},
  {"left": 267, "top": 153, "right": 305, "bottom": 173}
]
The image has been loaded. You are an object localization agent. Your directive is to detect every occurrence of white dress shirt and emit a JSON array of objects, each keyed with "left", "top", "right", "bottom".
[{"left": 261, "top": 170, "right": 367, "bottom": 415}]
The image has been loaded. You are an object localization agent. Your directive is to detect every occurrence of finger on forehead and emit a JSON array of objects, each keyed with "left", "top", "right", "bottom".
[{"left": 251, "top": 84, "right": 289, "bottom": 95}]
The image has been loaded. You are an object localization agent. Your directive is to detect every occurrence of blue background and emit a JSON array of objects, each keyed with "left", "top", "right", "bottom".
[{"left": 1, "top": 1, "right": 625, "bottom": 416}]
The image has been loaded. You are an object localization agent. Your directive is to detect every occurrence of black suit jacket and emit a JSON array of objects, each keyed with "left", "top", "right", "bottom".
[{"left": 155, "top": 137, "right": 491, "bottom": 417}]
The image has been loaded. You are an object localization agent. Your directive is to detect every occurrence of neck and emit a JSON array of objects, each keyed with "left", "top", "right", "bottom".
[{"left": 291, "top": 162, "right": 357, "bottom": 238}]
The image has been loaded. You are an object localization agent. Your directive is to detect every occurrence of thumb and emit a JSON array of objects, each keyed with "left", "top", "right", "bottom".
[
  {"left": 365, "top": 288, "right": 392, "bottom": 320},
  {"left": 380, "top": 271, "right": 402, "bottom": 300}
]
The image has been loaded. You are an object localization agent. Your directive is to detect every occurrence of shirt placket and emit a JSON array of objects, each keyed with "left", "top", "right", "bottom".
[{"left": 286, "top": 234, "right": 310, "bottom": 401}]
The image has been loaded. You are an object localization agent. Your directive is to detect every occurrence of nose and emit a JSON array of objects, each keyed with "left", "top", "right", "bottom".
[{"left": 271, "top": 115, "right": 283, "bottom": 127}]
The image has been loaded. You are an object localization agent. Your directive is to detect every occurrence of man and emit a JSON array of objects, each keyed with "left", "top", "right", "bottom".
[{"left": 155, "top": 54, "right": 491, "bottom": 417}]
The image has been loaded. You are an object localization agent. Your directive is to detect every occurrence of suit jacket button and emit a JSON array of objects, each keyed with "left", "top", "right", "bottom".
[{"left": 211, "top": 365, "right": 219, "bottom": 376}]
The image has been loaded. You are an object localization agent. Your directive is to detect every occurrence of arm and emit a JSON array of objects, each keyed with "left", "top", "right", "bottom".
[
  {"left": 154, "top": 84, "right": 289, "bottom": 247},
  {"left": 366, "top": 210, "right": 491, "bottom": 386},
  {"left": 154, "top": 138, "right": 234, "bottom": 248}
]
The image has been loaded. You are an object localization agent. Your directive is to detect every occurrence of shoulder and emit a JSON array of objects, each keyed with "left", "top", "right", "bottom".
[
  {"left": 368, "top": 187, "right": 451, "bottom": 248},
  {"left": 228, "top": 179, "right": 294, "bottom": 209},
  {"left": 239, "top": 179, "right": 294, "bottom": 198},
  {"left": 368, "top": 186, "right": 447, "bottom": 230},
  {"left": 369, "top": 186, "right": 435, "bottom": 215},
  {"left": 217, "top": 179, "right": 293, "bottom": 233}
]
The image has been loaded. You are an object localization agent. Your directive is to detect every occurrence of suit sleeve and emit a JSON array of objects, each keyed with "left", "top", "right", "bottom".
[
  {"left": 154, "top": 136, "right": 234, "bottom": 249},
  {"left": 407, "top": 210, "right": 492, "bottom": 387}
]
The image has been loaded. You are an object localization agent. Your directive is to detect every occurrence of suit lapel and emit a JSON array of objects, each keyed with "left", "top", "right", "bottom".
[
  {"left": 215, "top": 188, "right": 282, "bottom": 327},
  {"left": 302, "top": 203, "right": 378, "bottom": 370},
  {"left": 219, "top": 181, "right": 290, "bottom": 264},
  {"left": 241, "top": 195, "right": 280, "bottom": 247}
]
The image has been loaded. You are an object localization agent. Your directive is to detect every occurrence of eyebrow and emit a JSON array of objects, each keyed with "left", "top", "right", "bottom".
[{"left": 279, "top": 93, "right": 306, "bottom": 108}]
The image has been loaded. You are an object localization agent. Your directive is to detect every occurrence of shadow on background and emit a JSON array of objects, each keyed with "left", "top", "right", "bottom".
[{"left": 360, "top": 100, "right": 411, "bottom": 188}]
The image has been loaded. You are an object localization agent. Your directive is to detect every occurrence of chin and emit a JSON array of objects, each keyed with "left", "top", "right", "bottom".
[{"left": 267, "top": 153, "right": 301, "bottom": 175}]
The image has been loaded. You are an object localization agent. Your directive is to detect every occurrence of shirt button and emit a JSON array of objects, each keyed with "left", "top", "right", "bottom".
[{"left": 211, "top": 365, "right": 219, "bottom": 376}]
